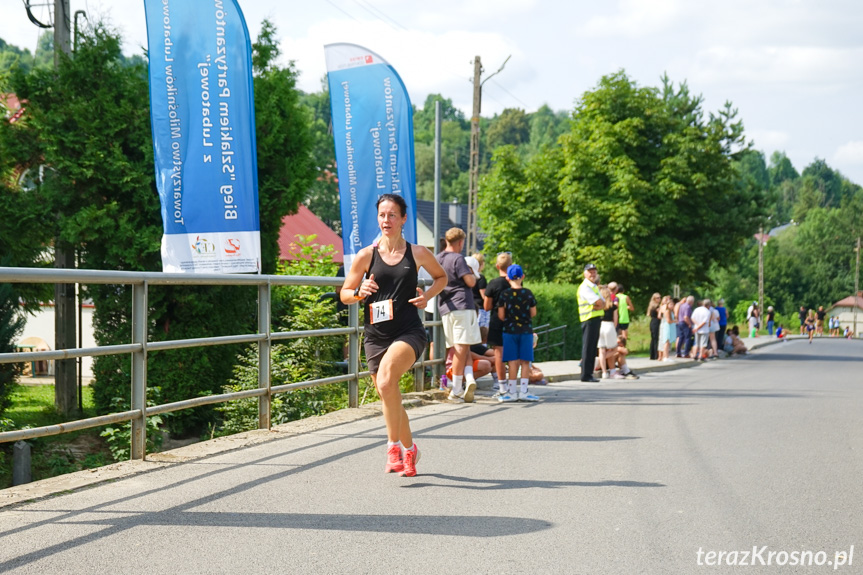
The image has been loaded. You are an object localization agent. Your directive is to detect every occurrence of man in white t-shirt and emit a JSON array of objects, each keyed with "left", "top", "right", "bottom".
[{"left": 690, "top": 299, "right": 712, "bottom": 361}]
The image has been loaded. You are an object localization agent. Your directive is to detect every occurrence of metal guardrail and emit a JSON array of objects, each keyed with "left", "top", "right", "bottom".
[
  {"left": 533, "top": 323, "right": 567, "bottom": 361},
  {"left": 0, "top": 267, "right": 443, "bottom": 458}
]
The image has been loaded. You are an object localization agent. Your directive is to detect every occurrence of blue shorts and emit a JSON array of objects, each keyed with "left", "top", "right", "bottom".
[{"left": 502, "top": 332, "right": 534, "bottom": 363}]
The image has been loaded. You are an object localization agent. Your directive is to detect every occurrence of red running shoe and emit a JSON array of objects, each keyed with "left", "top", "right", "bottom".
[
  {"left": 399, "top": 444, "right": 421, "bottom": 477},
  {"left": 384, "top": 443, "right": 403, "bottom": 473}
]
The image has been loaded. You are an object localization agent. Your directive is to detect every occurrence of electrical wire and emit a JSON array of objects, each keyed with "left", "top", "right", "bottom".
[{"left": 322, "top": 0, "right": 360, "bottom": 21}]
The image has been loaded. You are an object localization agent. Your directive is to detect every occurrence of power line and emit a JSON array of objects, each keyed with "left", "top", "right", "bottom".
[
  {"left": 488, "top": 78, "right": 530, "bottom": 109},
  {"left": 322, "top": 0, "right": 360, "bottom": 21},
  {"left": 352, "top": 0, "right": 409, "bottom": 31}
]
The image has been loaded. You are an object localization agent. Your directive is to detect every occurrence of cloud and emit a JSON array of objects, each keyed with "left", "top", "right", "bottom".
[
  {"left": 281, "top": 18, "right": 524, "bottom": 115},
  {"left": 748, "top": 130, "right": 791, "bottom": 152},
  {"left": 578, "top": 0, "right": 684, "bottom": 38},
  {"left": 834, "top": 141, "right": 863, "bottom": 165},
  {"left": 685, "top": 45, "right": 863, "bottom": 88}
]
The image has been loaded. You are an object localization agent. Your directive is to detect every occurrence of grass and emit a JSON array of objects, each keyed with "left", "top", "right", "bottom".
[
  {"left": 624, "top": 316, "right": 653, "bottom": 357},
  {"left": 1, "top": 384, "right": 112, "bottom": 489}
]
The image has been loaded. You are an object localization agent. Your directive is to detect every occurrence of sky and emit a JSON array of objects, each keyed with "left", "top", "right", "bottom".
[{"left": 3, "top": 0, "right": 863, "bottom": 185}]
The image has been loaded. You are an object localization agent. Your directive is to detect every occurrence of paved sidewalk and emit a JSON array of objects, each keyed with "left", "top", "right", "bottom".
[{"left": 530, "top": 333, "right": 794, "bottom": 384}]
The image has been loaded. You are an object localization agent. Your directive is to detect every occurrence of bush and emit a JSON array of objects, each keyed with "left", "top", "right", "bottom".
[
  {"left": 100, "top": 388, "right": 165, "bottom": 461},
  {"left": 0, "top": 282, "right": 24, "bottom": 419},
  {"left": 527, "top": 281, "right": 582, "bottom": 360},
  {"left": 216, "top": 238, "right": 346, "bottom": 435}
]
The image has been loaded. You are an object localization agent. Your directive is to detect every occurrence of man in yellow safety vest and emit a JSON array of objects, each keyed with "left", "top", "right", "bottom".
[{"left": 577, "top": 263, "right": 605, "bottom": 382}]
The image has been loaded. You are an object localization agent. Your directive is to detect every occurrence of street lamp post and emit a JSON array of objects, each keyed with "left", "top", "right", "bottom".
[
  {"left": 758, "top": 225, "right": 765, "bottom": 330},
  {"left": 855, "top": 236, "right": 860, "bottom": 337}
]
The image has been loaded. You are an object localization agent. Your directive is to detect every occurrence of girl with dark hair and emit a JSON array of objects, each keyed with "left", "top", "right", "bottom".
[{"left": 647, "top": 293, "right": 661, "bottom": 360}]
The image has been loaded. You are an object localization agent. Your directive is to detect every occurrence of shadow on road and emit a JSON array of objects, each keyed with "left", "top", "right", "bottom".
[
  {"left": 404, "top": 473, "right": 665, "bottom": 491},
  {"left": 65, "top": 510, "right": 553, "bottom": 536}
]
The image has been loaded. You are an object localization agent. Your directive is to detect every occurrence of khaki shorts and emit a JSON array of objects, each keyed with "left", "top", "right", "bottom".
[{"left": 442, "top": 309, "right": 482, "bottom": 347}]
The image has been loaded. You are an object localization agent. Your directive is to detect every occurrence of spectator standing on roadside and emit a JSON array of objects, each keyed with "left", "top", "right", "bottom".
[
  {"left": 677, "top": 295, "right": 695, "bottom": 358},
  {"left": 830, "top": 316, "right": 841, "bottom": 337},
  {"left": 647, "top": 293, "right": 662, "bottom": 360},
  {"left": 436, "top": 227, "right": 482, "bottom": 403},
  {"left": 716, "top": 298, "right": 728, "bottom": 351},
  {"left": 766, "top": 305, "right": 776, "bottom": 336},
  {"left": 496, "top": 264, "right": 540, "bottom": 402},
  {"left": 708, "top": 301, "right": 720, "bottom": 357},
  {"left": 748, "top": 302, "right": 759, "bottom": 338},
  {"left": 615, "top": 284, "right": 635, "bottom": 339},
  {"left": 577, "top": 263, "right": 605, "bottom": 382},
  {"left": 469, "top": 253, "right": 489, "bottom": 344},
  {"left": 658, "top": 295, "right": 675, "bottom": 361},
  {"left": 484, "top": 252, "right": 513, "bottom": 397},
  {"left": 691, "top": 299, "right": 712, "bottom": 361}
]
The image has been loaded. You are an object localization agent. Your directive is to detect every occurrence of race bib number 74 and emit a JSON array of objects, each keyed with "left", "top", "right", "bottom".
[{"left": 370, "top": 299, "right": 394, "bottom": 324}]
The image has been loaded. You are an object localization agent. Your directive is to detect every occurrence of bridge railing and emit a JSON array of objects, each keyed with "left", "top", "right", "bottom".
[{"left": 0, "top": 267, "right": 443, "bottom": 459}]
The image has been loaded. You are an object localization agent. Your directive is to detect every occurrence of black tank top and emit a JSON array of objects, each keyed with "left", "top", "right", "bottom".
[{"left": 364, "top": 243, "right": 424, "bottom": 339}]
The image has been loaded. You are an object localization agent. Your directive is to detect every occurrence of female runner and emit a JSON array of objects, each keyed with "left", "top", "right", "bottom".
[{"left": 340, "top": 194, "right": 447, "bottom": 477}]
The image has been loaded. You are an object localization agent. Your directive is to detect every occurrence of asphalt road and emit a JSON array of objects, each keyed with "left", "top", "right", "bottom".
[{"left": 1, "top": 338, "right": 861, "bottom": 574}]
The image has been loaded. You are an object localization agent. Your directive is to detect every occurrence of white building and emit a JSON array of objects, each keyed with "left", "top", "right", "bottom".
[
  {"left": 827, "top": 292, "right": 863, "bottom": 336},
  {"left": 17, "top": 302, "right": 96, "bottom": 377}
]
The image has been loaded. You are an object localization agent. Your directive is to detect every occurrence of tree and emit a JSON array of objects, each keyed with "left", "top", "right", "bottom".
[
  {"left": 251, "top": 19, "right": 315, "bottom": 274},
  {"left": 0, "top": 278, "right": 24, "bottom": 420},
  {"left": 486, "top": 108, "right": 530, "bottom": 151},
  {"left": 479, "top": 70, "right": 763, "bottom": 298},
  {"left": 478, "top": 145, "right": 568, "bottom": 281},
  {"left": 526, "top": 104, "right": 569, "bottom": 156},
  {"left": 1, "top": 21, "right": 316, "bottom": 436},
  {"left": 301, "top": 82, "right": 341, "bottom": 233}
]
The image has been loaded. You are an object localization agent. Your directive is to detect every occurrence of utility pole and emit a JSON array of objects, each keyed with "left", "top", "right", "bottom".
[
  {"left": 53, "top": 0, "right": 78, "bottom": 416},
  {"left": 466, "top": 55, "right": 510, "bottom": 254},
  {"left": 466, "top": 56, "right": 482, "bottom": 255},
  {"left": 855, "top": 236, "right": 860, "bottom": 337}
]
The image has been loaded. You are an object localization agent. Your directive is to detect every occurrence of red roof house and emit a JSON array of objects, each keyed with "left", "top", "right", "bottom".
[{"left": 278, "top": 204, "right": 343, "bottom": 264}]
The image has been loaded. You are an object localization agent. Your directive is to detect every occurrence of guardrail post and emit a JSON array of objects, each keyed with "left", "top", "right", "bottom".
[
  {"left": 258, "top": 282, "right": 271, "bottom": 430},
  {"left": 433, "top": 308, "right": 443, "bottom": 388},
  {"left": 130, "top": 281, "right": 147, "bottom": 460},
  {"left": 348, "top": 302, "right": 359, "bottom": 408}
]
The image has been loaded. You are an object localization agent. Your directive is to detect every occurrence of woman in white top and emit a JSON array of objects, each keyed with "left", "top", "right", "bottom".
[{"left": 708, "top": 304, "right": 721, "bottom": 357}]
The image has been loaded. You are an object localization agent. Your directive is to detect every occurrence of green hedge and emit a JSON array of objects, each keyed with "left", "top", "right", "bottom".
[{"left": 525, "top": 281, "right": 582, "bottom": 361}]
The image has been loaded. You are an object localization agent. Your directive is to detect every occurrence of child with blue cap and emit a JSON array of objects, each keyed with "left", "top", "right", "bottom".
[{"left": 496, "top": 264, "right": 540, "bottom": 402}]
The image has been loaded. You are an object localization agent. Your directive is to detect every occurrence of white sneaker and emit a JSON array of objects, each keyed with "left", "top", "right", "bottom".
[
  {"left": 491, "top": 389, "right": 507, "bottom": 399},
  {"left": 601, "top": 372, "right": 608, "bottom": 379},
  {"left": 447, "top": 391, "right": 465, "bottom": 403},
  {"left": 518, "top": 392, "right": 540, "bottom": 402},
  {"left": 462, "top": 381, "right": 476, "bottom": 403},
  {"left": 497, "top": 393, "right": 517, "bottom": 403}
]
